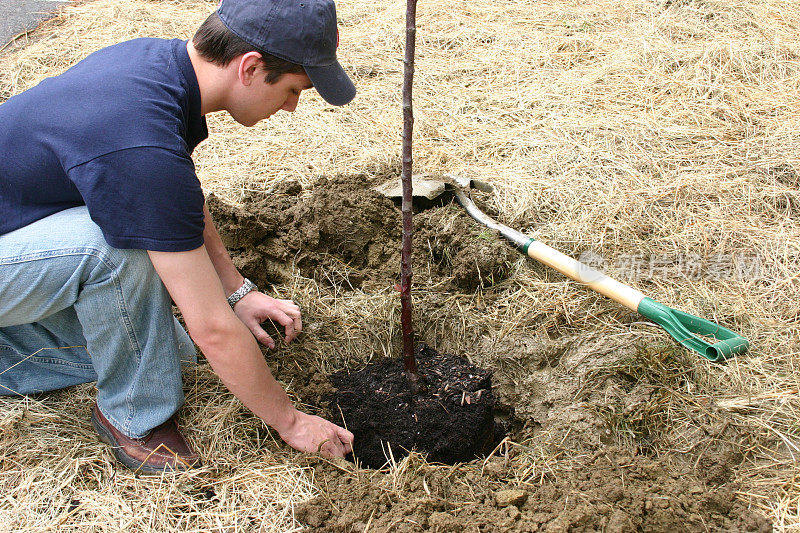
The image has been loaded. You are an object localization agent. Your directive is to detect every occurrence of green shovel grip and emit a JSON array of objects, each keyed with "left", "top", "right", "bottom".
[{"left": 637, "top": 297, "right": 749, "bottom": 362}]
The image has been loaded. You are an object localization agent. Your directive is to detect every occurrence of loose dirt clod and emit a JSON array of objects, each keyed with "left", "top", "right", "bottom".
[{"left": 495, "top": 489, "right": 528, "bottom": 508}]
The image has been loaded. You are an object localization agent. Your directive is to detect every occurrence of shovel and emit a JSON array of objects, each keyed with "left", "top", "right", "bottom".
[{"left": 375, "top": 174, "right": 749, "bottom": 362}]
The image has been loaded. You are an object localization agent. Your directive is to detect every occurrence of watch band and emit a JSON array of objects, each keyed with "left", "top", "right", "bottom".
[{"left": 227, "top": 278, "right": 258, "bottom": 308}]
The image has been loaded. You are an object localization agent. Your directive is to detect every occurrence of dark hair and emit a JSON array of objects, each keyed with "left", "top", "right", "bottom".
[{"left": 193, "top": 12, "right": 304, "bottom": 84}]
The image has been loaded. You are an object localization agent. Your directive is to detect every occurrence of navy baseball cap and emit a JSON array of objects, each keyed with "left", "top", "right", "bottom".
[{"left": 217, "top": 0, "right": 356, "bottom": 106}]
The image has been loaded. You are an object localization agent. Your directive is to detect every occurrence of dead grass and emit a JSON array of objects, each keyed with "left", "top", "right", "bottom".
[{"left": 1, "top": 0, "right": 799, "bottom": 530}]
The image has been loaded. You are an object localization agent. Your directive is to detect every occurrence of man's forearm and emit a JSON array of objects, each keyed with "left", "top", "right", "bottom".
[
  {"left": 148, "top": 247, "right": 296, "bottom": 433},
  {"left": 200, "top": 318, "right": 297, "bottom": 433},
  {"left": 203, "top": 202, "right": 244, "bottom": 296},
  {"left": 148, "top": 246, "right": 351, "bottom": 457}
]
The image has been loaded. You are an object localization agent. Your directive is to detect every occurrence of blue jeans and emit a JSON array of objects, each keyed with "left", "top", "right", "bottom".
[{"left": 0, "top": 206, "right": 196, "bottom": 438}]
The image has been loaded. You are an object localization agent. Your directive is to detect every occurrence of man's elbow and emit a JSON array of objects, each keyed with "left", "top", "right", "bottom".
[{"left": 186, "top": 314, "right": 244, "bottom": 359}]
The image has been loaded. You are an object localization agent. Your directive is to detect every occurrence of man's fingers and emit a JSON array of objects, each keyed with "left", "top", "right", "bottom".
[
  {"left": 336, "top": 426, "right": 355, "bottom": 454},
  {"left": 327, "top": 438, "right": 346, "bottom": 458},
  {"left": 281, "top": 315, "right": 297, "bottom": 343},
  {"left": 238, "top": 295, "right": 303, "bottom": 344},
  {"left": 279, "top": 412, "right": 353, "bottom": 458},
  {"left": 278, "top": 300, "right": 303, "bottom": 337},
  {"left": 286, "top": 314, "right": 301, "bottom": 342},
  {"left": 251, "top": 324, "right": 276, "bottom": 349},
  {"left": 321, "top": 425, "right": 352, "bottom": 457},
  {"left": 267, "top": 310, "right": 297, "bottom": 343},
  {"left": 340, "top": 439, "right": 352, "bottom": 455},
  {"left": 316, "top": 438, "right": 343, "bottom": 458},
  {"left": 314, "top": 423, "right": 352, "bottom": 458}
]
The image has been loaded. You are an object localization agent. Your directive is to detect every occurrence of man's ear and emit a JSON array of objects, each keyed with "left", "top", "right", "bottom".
[{"left": 237, "top": 51, "right": 263, "bottom": 86}]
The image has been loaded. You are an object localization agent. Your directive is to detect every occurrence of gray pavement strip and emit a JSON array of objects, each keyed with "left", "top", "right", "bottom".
[{"left": 0, "top": 0, "right": 71, "bottom": 52}]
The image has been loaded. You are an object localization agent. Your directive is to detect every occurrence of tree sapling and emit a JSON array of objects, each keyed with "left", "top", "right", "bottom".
[{"left": 399, "top": 0, "right": 419, "bottom": 385}]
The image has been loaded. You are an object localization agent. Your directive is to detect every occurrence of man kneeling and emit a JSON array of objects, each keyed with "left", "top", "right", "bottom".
[{"left": 0, "top": 0, "right": 355, "bottom": 472}]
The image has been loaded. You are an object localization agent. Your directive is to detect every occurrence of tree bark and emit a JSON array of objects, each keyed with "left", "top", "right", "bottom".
[{"left": 400, "top": 0, "right": 418, "bottom": 380}]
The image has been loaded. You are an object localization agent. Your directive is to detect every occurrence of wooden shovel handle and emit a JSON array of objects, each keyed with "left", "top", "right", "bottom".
[
  {"left": 452, "top": 187, "right": 645, "bottom": 310},
  {"left": 522, "top": 240, "right": 645, "bottom": 311}
]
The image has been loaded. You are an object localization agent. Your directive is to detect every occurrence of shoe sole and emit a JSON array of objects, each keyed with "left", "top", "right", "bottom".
[{"left": 91, "top": 409, "right": 190, "bottom": 475}]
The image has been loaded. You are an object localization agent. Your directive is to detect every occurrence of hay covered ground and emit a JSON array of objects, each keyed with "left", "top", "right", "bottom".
[{"left": 1, "top": 0, "right": 798, "bottom": 531}]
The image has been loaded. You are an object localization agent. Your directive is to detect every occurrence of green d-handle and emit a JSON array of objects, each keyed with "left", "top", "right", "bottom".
[{"left": 637, "top": 298, "right": 749, "bottom": 362}]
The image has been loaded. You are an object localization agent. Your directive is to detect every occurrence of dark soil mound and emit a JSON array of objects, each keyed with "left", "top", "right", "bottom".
[
  {"left": 328, "top": 344, "right": 499, "bottom": 468},
  {"left": 207, "top": 173, "right": 516, "bottom": 293}
]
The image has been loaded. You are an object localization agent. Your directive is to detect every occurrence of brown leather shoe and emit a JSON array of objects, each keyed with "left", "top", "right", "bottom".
[{"left": 91, "top": 404, "right": 200, "bottom": 473}]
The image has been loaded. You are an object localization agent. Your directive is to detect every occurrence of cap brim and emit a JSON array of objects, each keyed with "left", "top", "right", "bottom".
[{"left": 304, "top": 61, "right": 356, "bottom": 106}]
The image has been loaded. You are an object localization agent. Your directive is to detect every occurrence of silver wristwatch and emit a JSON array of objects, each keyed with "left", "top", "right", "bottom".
[{"left": 227, "top": 278, "right": 258, "bottom": 308}]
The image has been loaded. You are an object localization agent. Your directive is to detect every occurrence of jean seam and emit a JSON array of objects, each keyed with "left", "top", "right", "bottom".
[
  {"left": 0, "top": 343, "right": 91, "bottom": 362},
  {"left": 108, "top": 265, "right": 143, "bottom": 436},
  {"left": 0, "top": 344, "right": 93, "bottom": 373},
  {"left": 79, "top": 249, "right": 144, "bottom": 437},
  {"left": 28, "top": 356, "right": 93, "bottom": 370},
  {"left": 0, "top": 247, "right": 111, "bottom": 265}
]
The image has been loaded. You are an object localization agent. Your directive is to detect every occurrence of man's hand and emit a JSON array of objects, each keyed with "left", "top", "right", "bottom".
[
  {"left": 277, "top": 409, "right": 355, "bottom": 458},
  {"left": 148, "top": 246, "right": 349, "bottom": 459},
  {"left": 233, "top": 292, "right": 302, "bottom": 349}
]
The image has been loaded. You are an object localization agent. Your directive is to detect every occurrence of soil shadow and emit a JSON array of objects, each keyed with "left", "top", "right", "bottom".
[{"left": 210, "top": 172, "right": 772, "bottom": 532}]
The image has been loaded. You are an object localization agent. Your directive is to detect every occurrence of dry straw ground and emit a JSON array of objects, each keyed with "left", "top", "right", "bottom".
[{"left": 1, "top": 0, "right": 798, "bottom": 531}]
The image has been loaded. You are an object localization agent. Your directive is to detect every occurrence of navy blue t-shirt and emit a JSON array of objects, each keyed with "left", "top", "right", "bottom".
[{"left": 0, "top": 38, "right": 208, "bottom": 251}]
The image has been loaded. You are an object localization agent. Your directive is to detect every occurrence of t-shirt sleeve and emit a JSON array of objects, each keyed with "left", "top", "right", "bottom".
[{"left": 67, "top": 146, "right": 205, "bottom": 251}]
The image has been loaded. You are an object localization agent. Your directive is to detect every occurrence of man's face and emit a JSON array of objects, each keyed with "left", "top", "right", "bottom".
[{"left": 230, "top": 70, "right": 314, "bottom": 127}]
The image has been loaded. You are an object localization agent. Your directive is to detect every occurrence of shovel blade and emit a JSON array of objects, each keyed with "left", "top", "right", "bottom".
[
  {"left": 374, "top": 174, "right": 488, "bottom": 201},
  {"left": 373, "top": 175, "right": 447, "bottom": 200}
]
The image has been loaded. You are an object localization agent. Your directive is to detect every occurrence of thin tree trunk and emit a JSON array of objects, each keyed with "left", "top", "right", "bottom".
[{"left": 400, "top": 0, "right": 418, "bottom": 381}]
